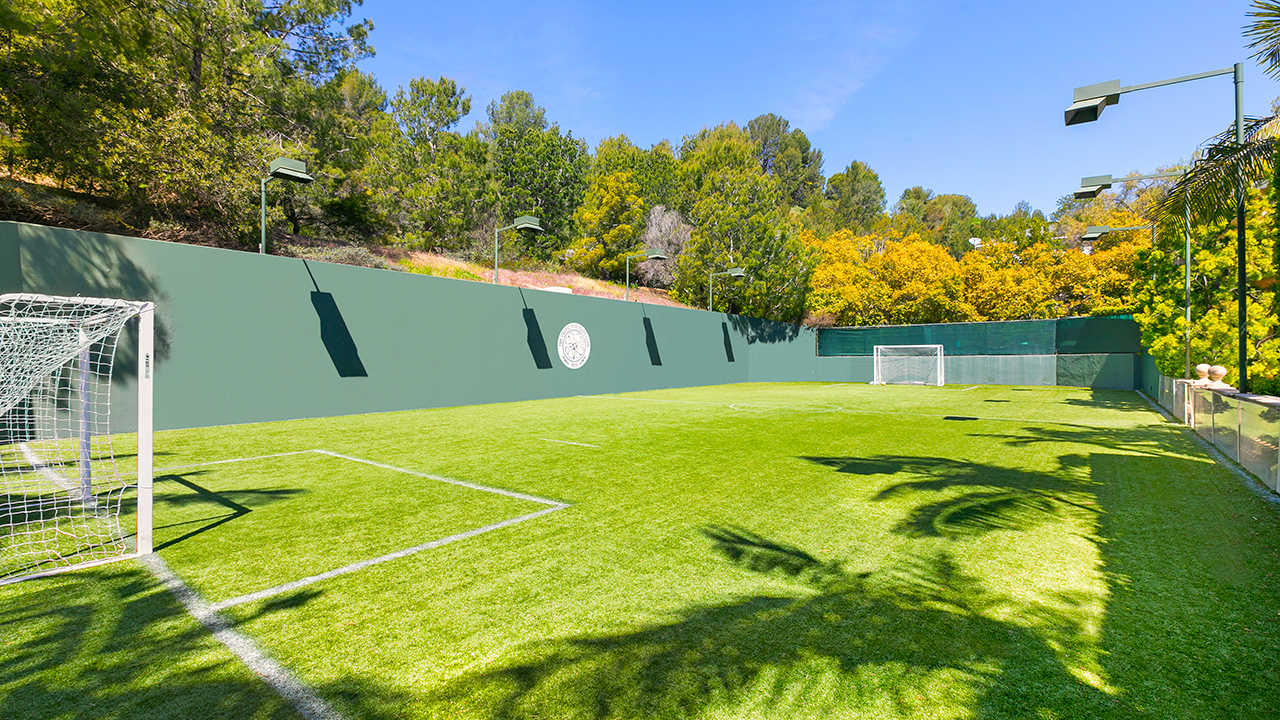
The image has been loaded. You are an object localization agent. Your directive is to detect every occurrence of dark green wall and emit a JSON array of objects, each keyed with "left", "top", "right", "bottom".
[
  {"left": 3, "top": 222, "right": 854, "bottom": 432},
  {"left": 1, "top": 222, "right": 1142, "bottom": 433}
]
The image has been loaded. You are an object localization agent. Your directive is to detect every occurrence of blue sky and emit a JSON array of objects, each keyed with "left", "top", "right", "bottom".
[{"left": 356, "top": 0, "right": 1280, "bottom": 218}]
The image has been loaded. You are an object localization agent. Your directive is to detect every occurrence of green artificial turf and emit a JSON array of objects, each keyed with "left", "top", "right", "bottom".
[{"left": 3, "top": 382, "right": 1279, "bottom": 719}]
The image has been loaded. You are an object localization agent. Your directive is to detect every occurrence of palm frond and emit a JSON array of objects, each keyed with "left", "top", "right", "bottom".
[
  {"left": 1246, "top": 1, "right": 1280, "bottom": 78},
  {"left": 1156, "top": 114, "right": 1279, "bottom": 221}
]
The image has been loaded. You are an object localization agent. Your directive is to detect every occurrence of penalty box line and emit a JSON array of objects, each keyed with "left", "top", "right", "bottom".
[
  {"left": 142, "top": 449, "right": 568, "bottom": 719},
  {"left": 153, "top": 448, "right": 568, "bottom": 612}
]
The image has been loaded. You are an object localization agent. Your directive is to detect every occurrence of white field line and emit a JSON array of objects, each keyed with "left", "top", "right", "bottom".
[
  {"left": 822, "top": 383, "right": 852, "bottom": 388},
  {"left": 541, "top": 438, "right": 601, "bottom": 448},
  {"left": 152, "top": 448, "right": 568, "bottom": 610},
  {"left": 154, "top": 450, "right": 317, "bottom": 474},
  {"left": 210, "top": 505, "right": 564, "bottom": 612},
  {"left": 140, "top": 554, "right": 347, "bottom": 720},
  {"left": 576, "top": 394, "right": 724, "bottom": 405},
  {"left": 311, "top": 449, "right": 566, "bottom": 506},
  {"left": 17, "top": 442, "right": 79, "bottom": 493},
  {"left": 577, "top": 393, "right": 1144, "bottom": 429},
  {"left": 960, "top": 386, "right": 981, "bottom": 391}
]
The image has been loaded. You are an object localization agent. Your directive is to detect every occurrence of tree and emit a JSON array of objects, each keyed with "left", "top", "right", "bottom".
[
  {"left": 747, "top": 113, "right": 789, "bottom": 175},
  {"left": 672, "top": 169, "right": 814, "bottom": 321},
  {"left": 390, "top": 76, "right": 471, "bottom": 163},
  {"left": 490, "top": 123, "right": 589, "bottom": 256},
  {"left": 475, "top": 90, "right": 547, "bottom": 142},
  {"left": 592, "top": 135, "right": 680, "bottom": 213},
  {"left": 635, "top": 205, "right": 691, "bottom": 288},
  {"left": 1134, "top": 185, "right": 1279, "bottom": 388},
  {"left": 821, "top": 161, "right": 885, "bottom": 232},
  {"left": 773, "top": 130, "right": 824, "bottom": 207},
  {"left": 0, "top": 0, "right": 375, "bottom": 240},
  {"left": 677, "top": 123, "right": 759, "bottom": 213},
  {"left": 805, "top": 229, "right": 977, "bottom": 326},
  {"left": 363, "top": 75, "right": 491, "bottom": 248},
  {"left": 747, "top": 114, "right": 824, "bottom": 207},
  {"left": 566, "top": 171, "right": 646, "bottom": 279},
  {"left": 971, "top": 201, "right": 1056, "bottom": 250}
]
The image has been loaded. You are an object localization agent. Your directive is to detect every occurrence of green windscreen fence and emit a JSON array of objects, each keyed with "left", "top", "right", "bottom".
[{"left": 816, "top": 316, "right": 1139, "bottom": 357}]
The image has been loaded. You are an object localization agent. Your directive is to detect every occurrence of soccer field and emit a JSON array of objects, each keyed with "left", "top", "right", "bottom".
[{"left": 3, "top": 382, "right": 1280, "bottom": 719}]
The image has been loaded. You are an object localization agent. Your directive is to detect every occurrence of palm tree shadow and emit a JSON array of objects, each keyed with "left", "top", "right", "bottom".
[
  {"left": 426, "top": 526, "right": 1132, "bottom": 719},
  {"left": 799, "top": 454, "right": 1098, "bottom": 539},
  {"left": 0, "top": 564, "right": 414, "bottom": 720}
]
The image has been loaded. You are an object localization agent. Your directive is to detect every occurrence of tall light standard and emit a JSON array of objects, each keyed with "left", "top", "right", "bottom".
[
  {"left": 1065, "top": 63, "right": 1249, "bottom": 390},
  {"left": 1076, "top": 171, "right": 1193, "bottom": 377},
  {"left": 493, "top": 215, "right": 542, "bottom": 284},
  {"left": 261, "top": 157, "right": 314, "bottom": 255},
  {"left": 709, "top": 267, "right": 745, "bottom": 311},
  {"left": 623, "top": 248, "right": 668, "bottom": 301}
]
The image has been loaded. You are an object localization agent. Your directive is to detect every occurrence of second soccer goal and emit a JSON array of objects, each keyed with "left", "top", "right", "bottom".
[{"left": 872, "top": 345, "right": 945, "bottom": 386}]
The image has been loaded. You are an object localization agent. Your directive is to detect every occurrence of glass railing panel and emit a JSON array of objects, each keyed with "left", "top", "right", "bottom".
[{"left": 1239, "top": 399, "right": 1280, "bottom": 492}]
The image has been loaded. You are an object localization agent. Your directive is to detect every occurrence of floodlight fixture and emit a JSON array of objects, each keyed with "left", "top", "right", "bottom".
[
  {"left": 623, "top": 247, "right": 669, "bottom": 301},
  {"left": 268, "top": 157, "right": 315, "bottom": 184},
  {"left": 493, "top": 215, "right": 543, "bottom": 283},
  {"left": 261, "top": 157, "right": 315, "bottom": 254},
  {"left": 1064, "top": 62, "right": 1250, "bottom": 390},
  {"left": 968, "top": 238, "right": 983, "bottom": 248},
  {"left": 1074, "top": 171, "right": 1182, "bottom": 199},
  {"left": 1081, "top": 225, "right": 1150, "bottom": 243},
  {"left": 1064, "top": 80, "right": 1121, "bottom": 126},
  {"left": 708, "top": 267, "right": 746, "bottom": 311}
]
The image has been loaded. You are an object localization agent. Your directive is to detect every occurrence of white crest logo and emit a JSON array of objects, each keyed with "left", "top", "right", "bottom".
[{"left": 557, "top": 323, "right": 591, "bottom": 369}]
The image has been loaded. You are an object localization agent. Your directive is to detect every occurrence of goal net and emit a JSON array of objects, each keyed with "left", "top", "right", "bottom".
[
  {"left": 1, "top": 293, "right": 154, "bottom": 585},
  {"left": 873, "top": 345, "right": 945, "bottom": 386}
]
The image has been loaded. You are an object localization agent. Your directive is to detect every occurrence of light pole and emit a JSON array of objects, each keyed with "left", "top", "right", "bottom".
[
  {"left": 1076, "top": 171, "right": 1194, "bottom": 378},
  {"left": 623, "top": 248, "right": 668, "bottom": 301},
  {"left": 1065, "top": 63, "right": 1249, "bottom": 390},
  {"left": 708, "top": 267, "right": 746, "bottom": 311},
  {"left": 261, "top": 157, "right": 314, "bottom": 255},
  {"left": 493, "top": 215, "right": 542, "bottom": 284}
]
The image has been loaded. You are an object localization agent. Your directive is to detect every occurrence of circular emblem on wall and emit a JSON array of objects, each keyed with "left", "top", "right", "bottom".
[{"left": 557, "top": 322, "right": 591, "bottom": 369}]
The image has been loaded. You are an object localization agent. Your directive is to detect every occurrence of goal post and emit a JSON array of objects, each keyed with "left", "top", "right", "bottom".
[
  {"left": 1, "top": 293, "right": 155, "bottom": 585},
  {"left": 872, "top": 344, "right": 945, "bottom": 386}
]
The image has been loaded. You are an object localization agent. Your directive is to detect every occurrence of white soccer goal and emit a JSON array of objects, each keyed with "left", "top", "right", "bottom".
[
  {"left": 872, "top": 344, "right": 945, "bottom": 386},
  {"left": 1, "top": 293, "right": 154, "bottom": 585}
]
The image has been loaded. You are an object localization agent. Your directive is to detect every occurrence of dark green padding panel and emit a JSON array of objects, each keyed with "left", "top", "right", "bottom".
[
  {"left": 818, "top": 319, "right": 1058, "bottom": 356},
  {"left": 1056, "top": 354, "right": 1135, "bottom": 389},
  {"left": 1055, "top": 316, "right": 1141, "bottom": 354}
]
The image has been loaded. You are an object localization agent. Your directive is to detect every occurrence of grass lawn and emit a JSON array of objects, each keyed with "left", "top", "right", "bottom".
[{"left": 3, "top": 382, "right": 1279, "bottom": 719}]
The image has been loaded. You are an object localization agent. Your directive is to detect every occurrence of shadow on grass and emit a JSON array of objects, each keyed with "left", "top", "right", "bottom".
[
  {"left": 425, "top": 525, "right": 1128, "bottom": 719},
  {"left": 1085, "top": 452, "right": 1280, "bottom": 718},
  {"left": 968, "top": 424, "right": 1212, "bottom": 466},
  {"left": 0, "top": 563, "right": 413, "bottom": 720},
  {"left": 146, "top": 471, "right": 307, "bottom": 550},
  {"left": 802, "top": 441, "right": 1280, "bottom": 716},
  {"left": 1060, "top": 391, "right": 1153, "bottom": 414},
  {"left": 799, "top": 454, "right": 1097, "bottom": 538}
]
